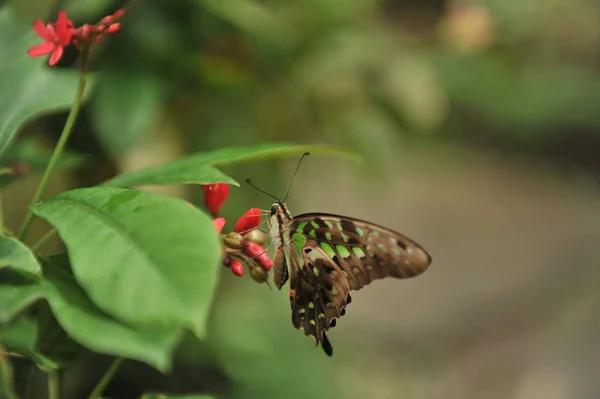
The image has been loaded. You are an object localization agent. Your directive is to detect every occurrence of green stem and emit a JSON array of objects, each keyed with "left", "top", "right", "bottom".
[
  {"left": 87, "top": 358, "right": 123, "bottom": 399},
  {"left": 0, "top": 194, "right": 4, "bottom": 234},
  {"left": 48, "top": 369, "right": 60, "bottom": 399},
  {"left": 32, "top": 229, "right": 57, "bottom": 252},
  {"left": 17, "top": 49, "right": 90, "bottom": 242}
]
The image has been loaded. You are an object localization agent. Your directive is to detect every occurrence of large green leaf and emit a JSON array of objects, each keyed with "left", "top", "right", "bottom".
[
  {"left": 0, "top": 268, "right": 42, "bottom": 324},
  {"left": 31, "top": 187, "right": 221, "bottom": 338},
  {"left": 102, "top": 143, "right": 359, "bottom": 188},
  {"left": 0, "top": 315, "right": 37, "bottom": 351},
  {"left": 0, "top": 236, "right": 41, "bottom": 275},
  {"left": 0, "top": 8, "right": 93, "bottom": 157},
  {"left": 40, "top": 255, "right": 181, "bottom": 372},
  {"left": 0, "top": 283, "right": 43, "bottom": 324}
]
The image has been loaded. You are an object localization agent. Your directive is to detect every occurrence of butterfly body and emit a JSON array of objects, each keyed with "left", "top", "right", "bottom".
[{"left": 268, "top": 201, "right": 432, "bottom": 356}]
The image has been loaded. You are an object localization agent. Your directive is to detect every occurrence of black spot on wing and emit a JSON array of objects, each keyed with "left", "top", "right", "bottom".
[
  {"left": 341, "top": 219, "right": 357, "bottom": 234},
  {"left": 314, "top": 218, "right": 328, "bottom": 228},
  {"left": 396, "top": 240, "right": 408, "bottom": 250},
  {"left": 324, "top": 263, "right": 336, "bottom": 274},
  {"left": 347, "top": 236, "right": 361, "bottom": 245},
  {"left": 315, "top": 229, "right": 329, "bottom": 241}
]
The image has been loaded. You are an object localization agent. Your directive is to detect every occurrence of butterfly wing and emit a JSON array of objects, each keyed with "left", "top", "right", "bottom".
[
  {"left": 287, "top": 213, "right": 432, "bottom": 290},
  {"left": 275, "top": 212, "right": 432, "bottom": 356},
  {"left": 285, "top": 237, "right": 352, "bottom": 356}
]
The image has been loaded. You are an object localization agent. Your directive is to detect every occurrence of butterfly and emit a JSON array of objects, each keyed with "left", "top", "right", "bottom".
[{"left": 266, "top": 198, "right": 432, "bottom": 356}]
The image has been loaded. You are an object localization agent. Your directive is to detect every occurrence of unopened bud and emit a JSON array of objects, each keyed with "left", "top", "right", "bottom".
[
  {"left": 242, "top": 241, "right": 273, "bottom": 270},
  {"left": 223, "top": 233, "right": 244, "bottom": 250},
  {"left": 231, "top": 260, "right": 244, "bottom": 276}
]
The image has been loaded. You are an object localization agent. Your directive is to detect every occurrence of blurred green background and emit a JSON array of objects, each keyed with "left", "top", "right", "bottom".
[{"left": 3, "top": 0, "right": 600, "bottom": 398}]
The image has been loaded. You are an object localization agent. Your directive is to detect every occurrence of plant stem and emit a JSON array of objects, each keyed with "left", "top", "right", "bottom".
[
  {"left": 32, "top": 229, "right": 57, "bottom": 252},
  {"left": 87, "top": 358, "right": 123, "bottom": 399},
  {"left": 0, "top": 194, "right": 4, "bottom": 234},
  {"left": 48, "top": 369, "right": 60, "bottom": 399},
  {"left": 17, "top": 49, "right": 90, "bottom": 242}
]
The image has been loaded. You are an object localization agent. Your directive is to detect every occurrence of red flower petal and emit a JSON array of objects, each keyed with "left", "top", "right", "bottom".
[
  {"left": 55, "top": 11, "right": 73, "bottom": 45},
  {"left": 234, "top": 208, "right": 261, "bottom": 234},
  {"left": 45, "top": 24, "right": 57, "bottom": 40},
  {"left": 202, "top": 183, "right": 229, "bottom": 218},
  {"left": 48, "top": 46, "right": 64, "bottom": 66},
  {"left": 212, "top": 218, "right": 226, "bottom": 233},
  {"left": 32, "top": 20, "right": 52, "bottom": 41},
  {"left": 27, "top": 42, "right": 55, "bottom": 57}
]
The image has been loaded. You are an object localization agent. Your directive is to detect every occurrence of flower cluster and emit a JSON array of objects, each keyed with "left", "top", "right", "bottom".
[
  {"left": 27, "top": 9, "right": 125, "bottom": 66},
  {"left": 203, "top": 183, "right": 273, "bottom": 283}
]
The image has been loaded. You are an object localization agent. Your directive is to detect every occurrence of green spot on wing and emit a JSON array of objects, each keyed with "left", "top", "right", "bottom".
[
  {"left": 352, "top": 247, "right": 366, "bottom": 258},
  {"left": 336, "top": 245, "right": 351, "bottom": 258},
  {"left": 311, "top": 221, "right": 319, "bottom": 229},
  {"left": 293, "top": 233, "right": 306, "bottom": 254},
  {"left": 309, "top": 230, "right": 317, "bottom": 238},
  {"left": 296, "top": 222, "right": 307, "bottom": 233},
  {"left": 355, "top": 227, "right": 365, "bottom": 237},
  {"left": 320, "top": 242, "right": 336, "bottom": 258}
]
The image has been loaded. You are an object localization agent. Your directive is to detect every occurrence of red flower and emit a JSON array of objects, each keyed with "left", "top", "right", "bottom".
[
  {"left": 212, "top": 218, "right": 226, "bottom": 233},
  {"left": 202, "top": 183, "right": 229, "bottom": 217},
  {"left": 27, "top": 11, "right": 73, "bottom": 66},
  {"left": 234, "top": 208, "right": 261, "bottom": 234}
]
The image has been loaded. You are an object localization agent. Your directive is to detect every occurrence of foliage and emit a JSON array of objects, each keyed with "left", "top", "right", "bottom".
[{"left": 1, "top": 0, "right": 598, "bottom": 398}]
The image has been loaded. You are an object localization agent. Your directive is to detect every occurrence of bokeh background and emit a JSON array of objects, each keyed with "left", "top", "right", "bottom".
[{"left": 3, "top": 0, "right": 600, "bottom": 398}]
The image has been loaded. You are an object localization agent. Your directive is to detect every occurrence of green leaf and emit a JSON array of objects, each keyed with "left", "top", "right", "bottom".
[
  {"left": 102, "top": 143, "right": 360, "bottom": 188},
  {"left": 0, "top": 137, "right": 86, "bottom": 190},
  {"left": 31, "top": 187, "right": 221, "bottom": 339},
  {"left": 141, "top": 394, "right": 214, "bottom": 399},
  {"left": 40, "top": 255, "right": 181, "bottom": 372},
  {"left": 0, "top": 314, "right": 59, "bottom": 370},
  {"left": 0, "top": 236, "right": 41, "bottom": 275},
  {"left": 0, "top": 8, "right": 94, "bottom": 157},
  {"left": 0, "top": 283, "right": 43, "bottom": 325},
  {"left": 0, "top": 268, "right": 42, "bottom": 324},
  {"left": 35, "top": 302, "right": 83, "bottom": 365},
  {"left": 91, "top": 72, "right": 164, "bottom": 156},
  {"left": 0, "top": 315, "right": 37, "bottom": 352},
  {"left": 0, "top": 346, "right": 18, "bottom": 399}
]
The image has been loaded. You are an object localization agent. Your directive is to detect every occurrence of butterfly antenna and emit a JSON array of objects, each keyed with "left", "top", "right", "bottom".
[
  {"left": 282, "top": 152, "right": 310, "bottom": 202},
  {"left": 246, "top": 179, "right": 280, "bottom": 202}
]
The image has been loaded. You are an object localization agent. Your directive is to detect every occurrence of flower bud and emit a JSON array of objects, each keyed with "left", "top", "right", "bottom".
[
  {"left": 202, "top": 183, "right": 229, "bottom": 217},
  {"left": 244, "top": 229, "right": 268, "bottom": 246},
  {"left": 242, "top": 241, "right": 273, "bottom": 270},
  {"left": 107, "top": 23, "right": 121, "bottom": 34},
  {"left": 222, "top": 233, "right": 243, "bottom": 249},
  {"left": 249, "top": 264, "right": 269, "bottom": 284},
  {"left": 212, "top": 218, "right": 226, "bottom": 233},
  {"left": 234, "top": 208, "right": 261, "bottom": 234},
  {"left": 230, "top": 260, "right": 244, "bottom": 276}
]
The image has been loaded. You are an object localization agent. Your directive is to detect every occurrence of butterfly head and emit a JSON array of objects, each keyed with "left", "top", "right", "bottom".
[{"left": 269, "top": 201, "right": 293, "bottom": 225}]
